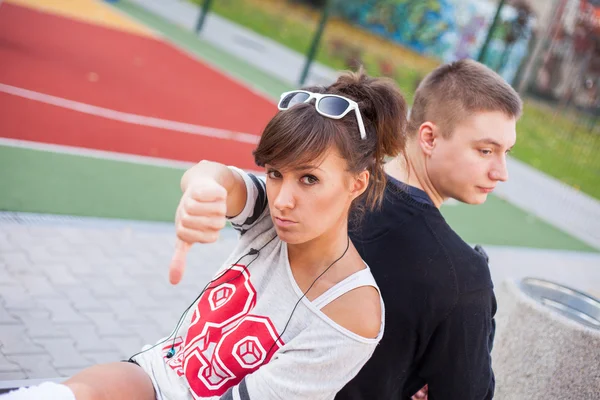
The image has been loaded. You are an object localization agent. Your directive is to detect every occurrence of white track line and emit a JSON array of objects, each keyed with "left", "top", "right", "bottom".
[
  {"left": 0, "top": 137, "right": 193, "bottom": 168},
  {"left": 0, "top": 83, "right": 261, "bottom": 144},
  {"left": 0, "top": 137, "right": 265, "bottom": 175}
]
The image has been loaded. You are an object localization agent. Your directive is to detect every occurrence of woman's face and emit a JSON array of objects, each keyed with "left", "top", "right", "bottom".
[{"left": 265, "top": 147, "right": 368, "bottom": 245}]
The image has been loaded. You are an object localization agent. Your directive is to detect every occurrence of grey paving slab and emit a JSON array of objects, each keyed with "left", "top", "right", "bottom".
[
  {"left": 0, "top": 213, "right": 232, "bottom": 380},
  {"left": 5, "top": 354, "right": 59, "bottom": 379},
  {"left": 0, "top": 326, "right": 45, "bottom": 356},
  {"left": 0, "top": 287, "right": 39, "bottom": 311},
  {"left": 1, "top": 251, "right": 34, "bottom": 275},
  {"left": 0, "top": 371, "right": 28, "bottom": 381},
  {"left": 0, "top": 354, "right": 21, "bottom": 373},
  {"left": 32, "top": 338, "right": 93, "bottom": 370},
  {"left": 12, "top": 309, "right": 70, "bottom": 339},
  {"left": 19, "top": 275, "right": 63, "bottom": 299},
  {"left": 60, "top": 325, "right": 114, "bottom": 353},
  {"left": 0, "top": 305, "right": 18, "bottom": 325},
  {"left": 38, "top": 299, "right": 89, "bottom": 324},
  {"left": 0, "top": 212, "right": 598, "bottom": 384},
  {"left": 82, "top": 351, "right": 125, "bottom": 366},
  {"left": 59, "top": 287, "right": 108, "bottom": 312}
]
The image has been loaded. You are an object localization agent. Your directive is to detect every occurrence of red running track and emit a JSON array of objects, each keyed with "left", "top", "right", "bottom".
[{"left": 0, "top": 3, "right": 277, "bottom": 169}]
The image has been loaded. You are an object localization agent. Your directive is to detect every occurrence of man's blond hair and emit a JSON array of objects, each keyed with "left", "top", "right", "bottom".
[{"left": 408, "top": 59, "right": 523, "bottom": 137}]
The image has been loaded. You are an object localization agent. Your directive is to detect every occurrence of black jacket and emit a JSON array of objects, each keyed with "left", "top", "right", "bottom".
[{"left": 337, "top": 178, "right": 496, "bottom": 400}]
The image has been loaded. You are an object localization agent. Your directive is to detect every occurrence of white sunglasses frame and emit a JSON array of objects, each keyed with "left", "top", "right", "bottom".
[{"left": 278, "top": 90, "right": 367, "bottom": 140}]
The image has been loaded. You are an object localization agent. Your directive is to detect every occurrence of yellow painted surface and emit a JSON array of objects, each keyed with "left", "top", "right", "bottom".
[{"left": 5, "top": 0, "right": 155, "bottom": 37}]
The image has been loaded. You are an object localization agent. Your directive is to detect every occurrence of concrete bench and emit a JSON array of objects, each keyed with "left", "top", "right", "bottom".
[{"left": 493, "top": 278, "right": 600, "bottom": 400}]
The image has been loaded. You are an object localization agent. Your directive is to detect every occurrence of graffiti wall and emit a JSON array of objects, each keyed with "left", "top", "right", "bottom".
[{"left": 335, "top": 0, "right": 533, "bottom": 83}]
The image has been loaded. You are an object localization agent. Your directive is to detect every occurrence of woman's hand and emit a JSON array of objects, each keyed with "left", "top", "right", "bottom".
[{"left": 169, "top": 177, "right": 228, "bottom": 285}]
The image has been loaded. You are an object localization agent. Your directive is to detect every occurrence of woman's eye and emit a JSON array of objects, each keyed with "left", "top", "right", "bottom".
[
  {"left": 300, "top": 175, "right": 319, "bottom": 185},
  {"left": 267, "top": 170, "right": 282, "bottom": 179},
  {"left": 479, "top": 149, "right": 492, "bottom": 156}
]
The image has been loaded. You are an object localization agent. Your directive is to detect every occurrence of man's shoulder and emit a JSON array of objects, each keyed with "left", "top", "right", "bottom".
[
  {"left": 417, "top": 211, "right": 494, "bottom": 294},
  {"left": 358, "top": 193, "right": 493, "bottom": 294}
]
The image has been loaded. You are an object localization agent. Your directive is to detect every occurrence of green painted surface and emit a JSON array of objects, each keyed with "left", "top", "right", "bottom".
[
  {"left": 1, "top": 146, "right": 596, "bottom": 251},
  {"left": 441, "top": 197, "right": 596, "bottom": 252},
  {"left": 0, "top": 146, "right": 182, "bottom": 222}
]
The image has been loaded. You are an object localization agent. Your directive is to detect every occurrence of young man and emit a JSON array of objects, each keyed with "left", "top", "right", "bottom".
[{"left": 334, "top": 59, "right": 522, "bottom": 399}]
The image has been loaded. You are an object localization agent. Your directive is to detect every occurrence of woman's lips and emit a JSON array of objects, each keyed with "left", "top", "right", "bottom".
[{"left": 274, "top": 216, "right": 297, "bottom": 227}]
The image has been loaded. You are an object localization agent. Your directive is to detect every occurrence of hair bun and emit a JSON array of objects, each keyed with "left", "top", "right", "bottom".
[
  {"left": 328, "top": 69, "right": 408, "bottom": 209},
  {"left": 328, "top": 69, "right": 408, "bottom": 160}
]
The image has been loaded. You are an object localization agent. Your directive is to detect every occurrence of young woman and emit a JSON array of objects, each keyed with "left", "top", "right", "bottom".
[{"left": 3, "top": 71, "right": 407, "bottom": 400}]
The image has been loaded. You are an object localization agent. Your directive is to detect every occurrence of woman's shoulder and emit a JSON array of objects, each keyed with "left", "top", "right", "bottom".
[
  {"left": 323, "top": 285, "right": 382, "bottom": 339},
  {"left": 320, "top": 266, "right": 383, "bottom": 340}
]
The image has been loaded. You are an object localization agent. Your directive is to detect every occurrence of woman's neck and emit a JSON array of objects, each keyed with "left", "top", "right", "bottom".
[{"left": 286, "top": 218, "right": 350, "bottom": 276}]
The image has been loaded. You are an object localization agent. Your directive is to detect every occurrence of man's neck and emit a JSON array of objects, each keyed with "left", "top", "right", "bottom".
[{"left": 384, "top": 143, "right": 445, "bottom": 208}]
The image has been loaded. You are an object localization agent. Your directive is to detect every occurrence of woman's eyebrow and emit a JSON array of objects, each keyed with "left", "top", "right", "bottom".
[{"left": 291, "top": 164, "right": 323, "bottom": 172}]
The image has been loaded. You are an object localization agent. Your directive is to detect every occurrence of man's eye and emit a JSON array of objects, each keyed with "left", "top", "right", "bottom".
[
  {"left": 480, "top": 149, "right": 492, "bottom": 156},
  {"left": 300, "top": 175, "right": 318, "bottom": 185},
  {"left": 267, "top": 170, "right": 282, "bottom": 179}
]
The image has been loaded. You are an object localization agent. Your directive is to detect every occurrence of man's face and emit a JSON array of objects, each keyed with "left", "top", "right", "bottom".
[{"left": 428, "top": 111, "right": 517, "bottom": 205}]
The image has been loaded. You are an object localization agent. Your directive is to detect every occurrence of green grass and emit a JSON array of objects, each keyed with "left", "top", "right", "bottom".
[
  {"left": 195, "top": 0, "right": 427, "bottom": 96},
  {"left": 193, "top": 0, "right": 600, "bottom": 200},
  {"left": 513, "top": 103, "right": 600, "bottom": 199}
]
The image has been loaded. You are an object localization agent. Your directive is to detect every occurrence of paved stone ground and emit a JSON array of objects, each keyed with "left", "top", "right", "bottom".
[
  {"left": 1, "top": 212, "right": 599, "bottom": 383},
  {"left": 0, "top": 213, "right": 231, "bottom": 381}
]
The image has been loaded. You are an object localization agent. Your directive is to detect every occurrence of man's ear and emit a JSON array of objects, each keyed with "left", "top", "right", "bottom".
[
  {"left": 350, "top": 170, "right": 370, "bottom": 201},
  {"left": 417, "top": 122, "right": 438, "bottom": 156}
]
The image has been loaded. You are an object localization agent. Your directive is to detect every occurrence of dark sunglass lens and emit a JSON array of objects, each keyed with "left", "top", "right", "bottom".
[
  {"left": 280, "top": 92, "right": 310, "bottom": 109},
  {"left": 318, "top": 96, "right": 350, "bottom": 116}
]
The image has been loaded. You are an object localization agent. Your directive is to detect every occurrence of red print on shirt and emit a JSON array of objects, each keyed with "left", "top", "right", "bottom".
[{"left": 167, "top": 265, "right": 283, "bottom": 397}]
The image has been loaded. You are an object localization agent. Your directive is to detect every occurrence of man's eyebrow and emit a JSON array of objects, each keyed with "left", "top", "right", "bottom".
[
  {"left": 473, "top": 138, "right": 515, "bottom": 151},
  {"left": 473, "top": 138, "right": 502, "bottom": 147}
]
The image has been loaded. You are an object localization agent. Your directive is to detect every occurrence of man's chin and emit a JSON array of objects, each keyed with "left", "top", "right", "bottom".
[
  {"left": 469, "top": 193, "right": 489, "bottom": 205},
  {"left": 452, "top": 192, "right": 488, "bottom": 205}
]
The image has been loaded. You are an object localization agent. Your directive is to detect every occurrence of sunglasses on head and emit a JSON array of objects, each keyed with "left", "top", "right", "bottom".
[{"left": 278, "top": 90, "right": 367, "bottom": 140}]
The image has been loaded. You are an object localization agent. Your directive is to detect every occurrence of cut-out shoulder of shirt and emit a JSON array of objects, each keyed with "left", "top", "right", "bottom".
[{"left": 321, "top": 285, "right": 382, "bottom": 339}]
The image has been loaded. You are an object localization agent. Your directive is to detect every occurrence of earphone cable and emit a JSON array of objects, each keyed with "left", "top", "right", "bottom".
[
  {"left": 262, "top": 236, "right": 351, "bottom": 363},
  {"left": 128, "top": 234, "right": 277, "bottom": 362}
]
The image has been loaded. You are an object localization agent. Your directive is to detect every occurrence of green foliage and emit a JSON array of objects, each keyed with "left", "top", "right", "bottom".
[{"left": 513, "top": 103, "right": 600, "bottom": 199}]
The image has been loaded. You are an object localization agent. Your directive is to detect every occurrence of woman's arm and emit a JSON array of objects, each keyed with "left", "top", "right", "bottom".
[{"left": 170, "top": 161, "right": 250, "bottom": 284}]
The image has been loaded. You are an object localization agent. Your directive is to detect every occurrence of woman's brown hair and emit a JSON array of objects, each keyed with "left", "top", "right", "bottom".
[{"left": 254, "top": 70, "right": 408, "bottom": 211}]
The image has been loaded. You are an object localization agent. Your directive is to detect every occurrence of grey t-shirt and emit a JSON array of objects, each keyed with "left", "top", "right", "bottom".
[{"left": 133, "top": 168, "right": 384, "bottom": 400}]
